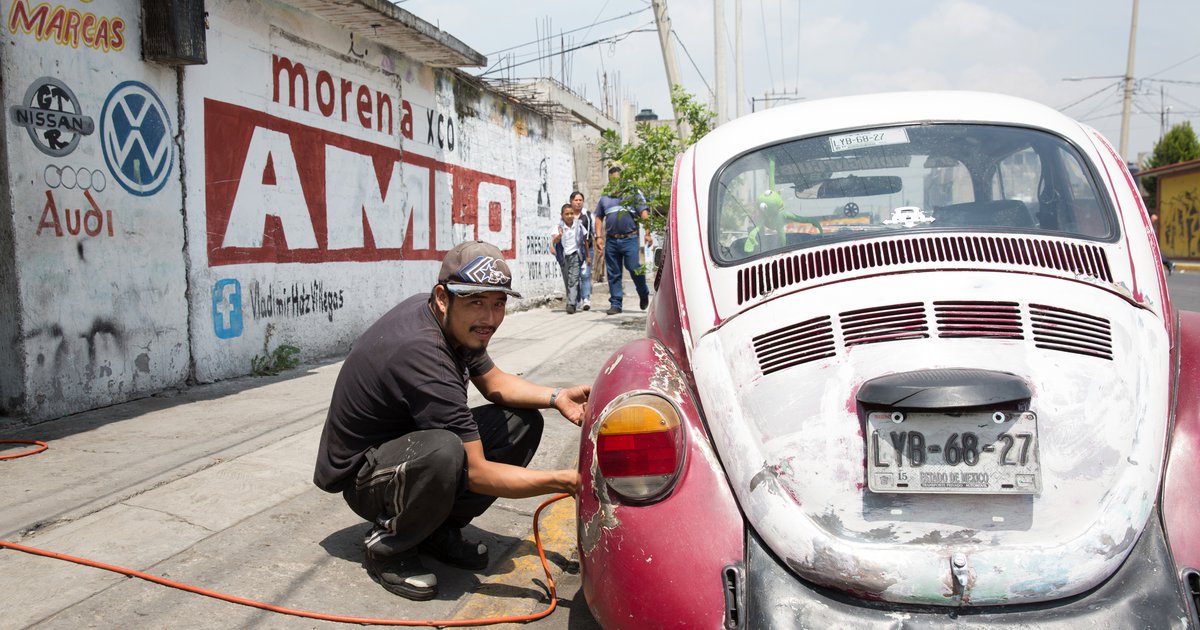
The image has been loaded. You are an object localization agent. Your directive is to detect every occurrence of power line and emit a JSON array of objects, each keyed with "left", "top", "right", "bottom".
[
  {"left": 1057, "top": 80, "right": 1122, "bottom": 112},
  {"left": 777, "top": 0, "right": 785, "bottom": 90},
  {"left": 1146, "top": 50, "right": 1200, "bottom": 79},
  {"left": 479, "top": 23, "right": 655, "bottom": 77},
  {"left": 484, "top": 7, "right": 650, "bottom": 56},
  {"left": 758, "top": 0, "right": 775, "bottom": 87},
  {"left": 795, "top": 0, "right": 802, "bottom": 91},
  {"left": 578, "top": 0, "right": 617, "bottom": 45},
  {"left": 671, "top": 29, "right": 715, "bottom": 98}
]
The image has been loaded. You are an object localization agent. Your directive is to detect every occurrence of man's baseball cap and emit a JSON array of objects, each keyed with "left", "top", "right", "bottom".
[{"left": 438, "top": 241, "right": 522, "bottom": 298}]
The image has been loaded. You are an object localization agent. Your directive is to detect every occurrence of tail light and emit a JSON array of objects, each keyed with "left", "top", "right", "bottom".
[{"left": 596, "top": 394, "right": 685, "bottom": 502}]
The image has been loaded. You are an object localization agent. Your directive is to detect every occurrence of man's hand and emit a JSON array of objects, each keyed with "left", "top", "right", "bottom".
[
  {"left": 553, "top": 384, "right": 591, "bottom": 426},
  {"left": 556, "top": 469, "right": 580, "bottom": 496}
]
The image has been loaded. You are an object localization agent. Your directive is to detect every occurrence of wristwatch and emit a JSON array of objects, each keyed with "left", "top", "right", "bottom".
[{"left": 549, "top": 387, "right": 562, "bottom": 408}]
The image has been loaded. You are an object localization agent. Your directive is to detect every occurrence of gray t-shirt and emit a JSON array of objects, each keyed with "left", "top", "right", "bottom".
[{"left": 313, "top": 293, "right": 494, "bottom": 492}]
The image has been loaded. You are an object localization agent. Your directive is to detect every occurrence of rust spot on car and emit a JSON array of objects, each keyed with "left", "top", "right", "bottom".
[
  {"left": 907, "top": 529, "right": 981, "bottom": 545},
  {"left": 787, "top": 541, "right": 898, "bottom": 596},
  {"left": 749, "top": 458, "right": 802, "bottom": 506},
  {"left": 1097, "top": 527, "right": 1136, "bottom": 560}
]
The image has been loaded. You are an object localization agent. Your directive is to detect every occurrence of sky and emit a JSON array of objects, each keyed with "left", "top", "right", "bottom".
[{"left": 397, "top": 0, "right": 1200, "bottom": 163}]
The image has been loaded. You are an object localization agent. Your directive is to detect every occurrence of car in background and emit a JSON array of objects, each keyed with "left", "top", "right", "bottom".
[{"left": 577, "top": 91, "right": 1200, "bottom": 628}]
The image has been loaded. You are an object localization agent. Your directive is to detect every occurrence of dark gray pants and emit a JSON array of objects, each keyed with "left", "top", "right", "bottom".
[
  {"left": 342, "top": 405, "right": 543, "bottom": 556},
  {"left": 560, "top": 251, "right": 582, "bottom": 309}
]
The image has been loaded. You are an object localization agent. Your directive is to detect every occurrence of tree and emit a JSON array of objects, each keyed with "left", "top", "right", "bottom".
[
  {"left": 598, "top": 86, "right": 715, "bottom": 238},
  {"left": 1142, "top": 121, "right": 1200, "bottom": 209}
]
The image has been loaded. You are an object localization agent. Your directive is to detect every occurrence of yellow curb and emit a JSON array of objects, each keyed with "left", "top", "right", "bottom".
[{"left": 452, "top": 495, "right": 577, "bottom": 626}]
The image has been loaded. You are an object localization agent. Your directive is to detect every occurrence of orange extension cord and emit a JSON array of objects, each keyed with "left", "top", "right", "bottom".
[
  {"left": 0, "top": 440, "right": 571, "bottom": 627},
  {"left": 0, "top": 439, "right": 48, "bottom": 460}
]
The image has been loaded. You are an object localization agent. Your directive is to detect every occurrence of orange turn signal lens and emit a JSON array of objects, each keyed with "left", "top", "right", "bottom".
[{"left": 596, "top": 394, "right": 684, "bottom": 501}]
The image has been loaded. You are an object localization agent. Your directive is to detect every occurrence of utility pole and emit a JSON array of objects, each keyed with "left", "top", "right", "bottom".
[
  {"left": 650, "top": 0, "right": 687, "bottom": 136},
  {"left": 735, "top": 0, "right": 745, "bottom": 118},
  {"left": 714, "top": 0, "right": 727, "bottom": 124},
  {"left": 1119, "top": 0, "right": 1139, "bottom": 161}
]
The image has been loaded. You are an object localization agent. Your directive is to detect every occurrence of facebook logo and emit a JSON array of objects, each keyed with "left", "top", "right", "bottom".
[{"left": 212, "top": 278, "right": 243, "bottom": 339}]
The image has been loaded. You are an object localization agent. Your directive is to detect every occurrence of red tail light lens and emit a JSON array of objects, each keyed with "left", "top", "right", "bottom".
[{"left": 595, "top": 394, "right": 685, "bottom": 501}]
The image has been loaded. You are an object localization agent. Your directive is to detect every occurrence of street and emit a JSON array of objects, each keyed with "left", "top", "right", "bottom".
[
  {"left": 0, "top": 285, "right": 639, "bottom": 629},
  {"left": 1167, "top": 267, "right": 1200, "bottom": 312}
]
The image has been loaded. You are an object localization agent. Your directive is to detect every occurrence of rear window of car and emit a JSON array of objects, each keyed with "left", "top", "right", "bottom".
[{"left": 711, "top": 123, "right": 1116, "bottom": 263}]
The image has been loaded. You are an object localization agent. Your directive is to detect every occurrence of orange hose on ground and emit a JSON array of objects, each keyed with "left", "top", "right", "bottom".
[
  {"left": 0, "top": 439, "right": 48, "bottom": 460},
  {"left": 0, "top": 493, "right": 571, "bottom": 627}
]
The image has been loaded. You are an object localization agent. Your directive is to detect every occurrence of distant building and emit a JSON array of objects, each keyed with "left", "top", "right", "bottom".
[{"left": 1137, "top": 158, "right": 1200, "bottom": 262}]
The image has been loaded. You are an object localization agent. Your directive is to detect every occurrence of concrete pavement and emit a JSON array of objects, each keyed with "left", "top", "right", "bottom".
[{"left": 0, "top": 282, "right": 647, "bottom": 629}]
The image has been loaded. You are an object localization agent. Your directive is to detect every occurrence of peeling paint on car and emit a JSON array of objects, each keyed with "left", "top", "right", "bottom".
[
  {"left": 788, "top": 540, "right": 900, "bottom": 596},
  {"left": 692, "top": 271, "right": 1171, "bottom": 606},
  {"left": 649, "top": 343, "right": 687, "bottom": 403},
  {"left": 604, "top": 354, "right": 623, "bottom": 375},
  {"left": 580, "top": 414, "right": 620, "bottom": 554}
]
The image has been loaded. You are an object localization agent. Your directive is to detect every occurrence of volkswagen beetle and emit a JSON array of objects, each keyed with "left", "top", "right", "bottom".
[{"left": 577, "top": 91, "right": 1200, "bottom": 628}]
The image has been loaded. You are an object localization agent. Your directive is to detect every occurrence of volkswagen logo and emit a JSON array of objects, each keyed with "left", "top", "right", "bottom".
[
  {"left": 9, "top": 77, "right": 95, "bottom": 157},
  {"left": 100, "top": 81, "right": 173, "bottom": 196}
]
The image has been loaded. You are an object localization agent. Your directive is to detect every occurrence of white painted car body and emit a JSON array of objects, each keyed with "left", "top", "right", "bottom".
[{"left": 671, "top": 91, "right": 1171, "bottom": 606}]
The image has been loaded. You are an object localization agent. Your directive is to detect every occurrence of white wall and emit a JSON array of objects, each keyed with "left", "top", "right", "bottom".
[
  {"left": 2, "top": 0, "right": 190, "bottom": 419},
  {"left": 1, "top": 0, "right": 576, "bottom": 420},
  {"left": 182, "top": 0, "right": 574, "bottom": 381}
]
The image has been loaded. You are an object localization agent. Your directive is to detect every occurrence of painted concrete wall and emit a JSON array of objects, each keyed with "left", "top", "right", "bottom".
[
  {"left": 1158, "top": 169, "right": 1200, "bottom": 260},
  {"left": 185, "top": 0, "right": 574, "bottom": 382},
  {"left": 1, "top": 0, "right": 577, "bottom": 420},
  {"left": 3, "top": 0, "right": 190, "bottom": 419}
]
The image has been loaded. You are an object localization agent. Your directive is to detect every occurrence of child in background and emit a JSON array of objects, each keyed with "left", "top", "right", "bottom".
[
  {"left": 569, "top": 191, "right": 593, "bottom": 310},
  {"left": 552, "top": 203, "right": 589, "bottom": 314}
]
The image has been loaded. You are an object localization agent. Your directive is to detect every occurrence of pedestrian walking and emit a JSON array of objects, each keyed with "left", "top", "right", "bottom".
[
  {"left": 552, "top": 203, "right": 588, "bottom": 314},
  {"left": 594, "top": 166, "right": 651, "bottom": 315},
  {"left": 312, "top": 240, "right": 589, "bottom": 601},
  {"left": 569, "top": 191, "right": 594, "bottom": 311}
]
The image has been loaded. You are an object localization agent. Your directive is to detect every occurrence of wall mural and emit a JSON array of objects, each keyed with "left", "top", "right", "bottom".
[
  {"left": 200, "top": 53, "right": 513, "bottom": 268},
  {"left": 1161, "top": 180, "right": 1199, "bottom": 259},
  {"left": 212, "top": 278, "right": 244, "bottom": 340},
  {"left": 9, "top": 77, "right": 94, "bottom": 157},
  {"left": 6, "top": 0, "right": 126, "bottom": 53},
  {"left": 99, "top": 81, "right": 173, "bottom": 196}
]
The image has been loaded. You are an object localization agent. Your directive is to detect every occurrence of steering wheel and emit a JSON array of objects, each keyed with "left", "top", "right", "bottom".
[{"left": 843, "top": 202, "right": 860, "bottom": 218}]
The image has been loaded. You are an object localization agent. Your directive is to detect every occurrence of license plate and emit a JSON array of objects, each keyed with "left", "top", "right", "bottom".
[{"left": 866, "top": 411, "right": 1041, "bottom": 494}]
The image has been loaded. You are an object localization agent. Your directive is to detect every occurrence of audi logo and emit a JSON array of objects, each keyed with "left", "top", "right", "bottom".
[{"left": 44, "top": 165, "right": 107, "bottom": 191}]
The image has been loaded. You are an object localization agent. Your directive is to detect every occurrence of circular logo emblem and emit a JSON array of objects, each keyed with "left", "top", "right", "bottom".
[
  {"left": 9, "top": 77, "right": 95, "bottom": 157},
  {"left": 100, "top": 81, "right": 173, "bottom": 196},
  {"left": 44, "top": 165, "right": 107, "bottom": 191}
]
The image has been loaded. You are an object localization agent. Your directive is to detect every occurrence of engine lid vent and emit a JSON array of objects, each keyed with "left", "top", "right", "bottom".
[
  {"left": 935, "top": 301, "right": 1024, "bottom": 339},
  {"left": 735, "top": 235, "right": 1114, "bottom": 305},
  {"left": 1029, "top": 304, "right": 1113, "bottom": 360},
  {"left": 839, "top": 302, "right": 929, "bottom": 347},
  {"left": 753, "top": 316, "right": 836, "bottom": 375}
]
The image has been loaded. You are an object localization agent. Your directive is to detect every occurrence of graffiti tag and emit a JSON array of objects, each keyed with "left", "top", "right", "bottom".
[{"left": 7, "top": 0, "right": 126, "bottom": 52}]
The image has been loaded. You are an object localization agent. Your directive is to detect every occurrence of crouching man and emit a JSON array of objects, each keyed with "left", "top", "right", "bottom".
[{"left": 313, "top": 241, "right": 589, "bottom": 600}]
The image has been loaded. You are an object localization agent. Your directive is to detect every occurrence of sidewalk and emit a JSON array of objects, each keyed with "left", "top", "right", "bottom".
[{"left": 0, "top": 279, "right": 649, "bottom": 629}]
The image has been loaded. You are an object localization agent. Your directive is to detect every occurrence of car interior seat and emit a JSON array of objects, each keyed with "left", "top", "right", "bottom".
[{"left": 933, "top": 200, "right": 1035, "bottom": 228}]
